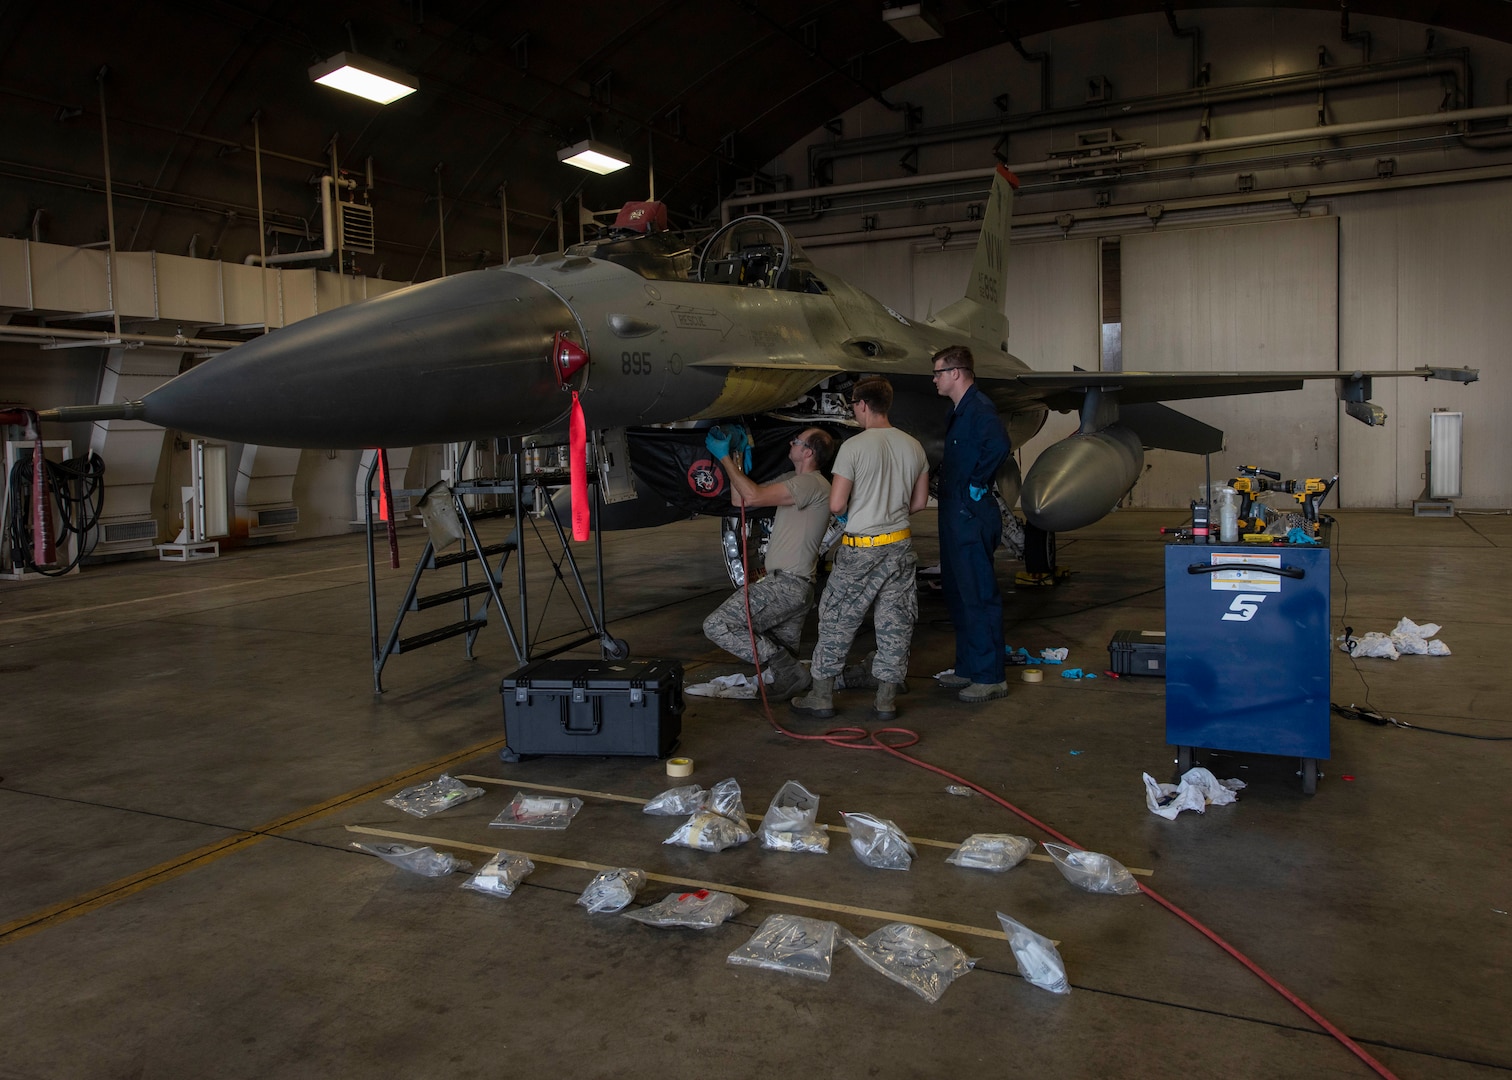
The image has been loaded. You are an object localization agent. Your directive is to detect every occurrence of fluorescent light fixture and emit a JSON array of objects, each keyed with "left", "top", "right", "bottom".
[
  {"left": 309, "top": 51, "right": 417, "bottom": 105},
  {"left": 557, "top": 139, "right": 632, "bottom": 175},
  {"left": 882, "top": 3, "right": 944, "bottom": 42}
]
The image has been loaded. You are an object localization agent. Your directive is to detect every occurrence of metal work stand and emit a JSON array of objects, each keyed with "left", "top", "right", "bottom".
[{"left": 364, "top": 443, "right": 626, "bottom": 693}]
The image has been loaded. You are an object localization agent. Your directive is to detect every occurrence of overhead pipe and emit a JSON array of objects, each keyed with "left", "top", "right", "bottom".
[
  {"left": 729, "top": 100, "right": 1512, "bottom": 220},
  {"left": 807, "top": 49, "right": 1471, "bottom": 183},
  {"left": 0, "top": 325, "right": 237, "bottom": 351},
  {"left": 244, "top": 175, "right": 337, "bottom": 266}
]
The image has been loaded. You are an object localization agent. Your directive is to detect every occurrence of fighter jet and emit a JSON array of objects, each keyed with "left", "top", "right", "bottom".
[{"left": 42, "top": 165, "right": 1476, "bottom": 551}]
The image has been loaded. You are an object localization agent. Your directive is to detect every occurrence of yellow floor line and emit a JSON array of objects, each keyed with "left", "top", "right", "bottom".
[
  {"left": 345, "top": 824, "right": 1031, "bottom": 944},
  {"left": 0, "top": 736, "right": 506, "bottom": 948},
  {"left": 0, "top": 562, "right": 370, "bottom": 627},
  {"left": 456, "top": 773, "right": 1153, "bottom": 876}
]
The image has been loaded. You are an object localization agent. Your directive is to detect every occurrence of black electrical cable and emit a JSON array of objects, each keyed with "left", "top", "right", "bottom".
[{"left": 4, "top": 450, "right": 106, "bottom": 576}]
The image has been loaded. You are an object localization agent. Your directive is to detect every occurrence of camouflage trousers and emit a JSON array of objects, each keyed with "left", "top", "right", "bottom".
[
  {"left": 809, "top": 540, "right": 919, "bottom": 684},
  {"left": 703, "top": 570, "right": 814, "bottom": 664}
]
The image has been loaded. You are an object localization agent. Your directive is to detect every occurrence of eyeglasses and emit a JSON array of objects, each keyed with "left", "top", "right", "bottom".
[
  {"left": 789, "top": 436, "right": 811, "bottom": 450},
  {"left": 931, "top": 367, "right": 965, "bottom": 379}
]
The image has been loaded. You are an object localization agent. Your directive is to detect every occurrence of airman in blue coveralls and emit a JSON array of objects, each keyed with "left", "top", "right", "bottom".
[{"left": 931, "top": 345, "right": 1011, "bottom": 702}]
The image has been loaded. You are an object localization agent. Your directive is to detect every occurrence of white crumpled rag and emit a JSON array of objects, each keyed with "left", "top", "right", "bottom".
[
  {"left": 685, "top": 673, "right": 758, "bottom": 699},
  {"left": 1339, "top": 617, "right": 1451, "bottom": 660},
  {"left": 1142, "top": 767, "right": 1246, "bottom": 820}
]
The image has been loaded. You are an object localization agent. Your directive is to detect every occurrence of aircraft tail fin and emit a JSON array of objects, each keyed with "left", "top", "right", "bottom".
[{"left": 929, "top": 164, "right": 1017, "bottom": 347}]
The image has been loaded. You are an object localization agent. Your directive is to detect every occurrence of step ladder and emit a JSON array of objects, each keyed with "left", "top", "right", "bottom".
[
  {"left": 363, "top": 443, "right": 624, "bottom": 693},
  {"left": 371, "top": 496, "right": 524, "bottom": 692}
]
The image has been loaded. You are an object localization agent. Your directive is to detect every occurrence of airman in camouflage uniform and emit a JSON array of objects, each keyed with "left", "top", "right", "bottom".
[
  {"left": 704, "top": 426, "right": 836, "bottom": 701},
  {"left": 792, "top": 377, "right": 930, "bottom": 721}
]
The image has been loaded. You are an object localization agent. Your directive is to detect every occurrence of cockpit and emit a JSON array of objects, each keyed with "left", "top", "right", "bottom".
[{"left": 565, "top": 210, "right": 827, "bottom": 294}]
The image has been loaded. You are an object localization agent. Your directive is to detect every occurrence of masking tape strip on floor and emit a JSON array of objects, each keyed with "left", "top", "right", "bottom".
[
  {"left": 345, "top": 824, "right": 1044, "bottom": 945},
  {"left": 456, "top": 774, "right": 1153, "bottom": 877},
  {"left": 0, "top": 736, "right": 507, "bottom": 948}
]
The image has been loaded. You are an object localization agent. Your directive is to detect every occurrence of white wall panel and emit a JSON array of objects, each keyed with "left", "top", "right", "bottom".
[
  {"left": 1123, "top": 214, "right": 1339, "bottom": 507},
  {"left": 1348, "top": 183, "right": 1512, "bottom": 508},
  {"left": 809, "top": 239, "right": 914, "bottom": 320}
]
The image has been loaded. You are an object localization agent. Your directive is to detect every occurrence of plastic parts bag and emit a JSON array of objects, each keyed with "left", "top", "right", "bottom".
[
  {"left": 1142, "top": 767, "right": 1245, "bottom": 820},
  {"left": 996, "top": 912, "right": 1070, "bottom": 995},
  {"left": 382, "top": 773, "right": 484, "bottom": 818},
  {"left": 708, "top": 777, "right": 747, "bottom": 822},
  {"left": 622, "top": 889, "right": 748, "bottom": 929},
  {"left": 350, "top": 841, "right": 471, "bottom": 878},
  {"left": 489, "top": 791, "right": 584, "bottom": 829},
  {"left": 842, "top": 812, "right": 916, "bottom": 870},
  {"left": 461, "top": 851, "right": 534, "bottom": 897},
  {"left": 664, "top": 810, "right": 753, "bottom": 852},
  {"left": 946, "top": 833, "right": 1034, "bottom": 872},
  {"left": 842, "top": 923, "right": 976, "bottom": 1004},
  {"left": 757, "top": 780, "right": 829, "bottom": 854},
  {"left": 643, "top": 785, "right": 709, "bottom": 816},
  {"left": 1042, "top": 842, "right": 1141, "bottom": 895},
  {"left": 727, "top": 914, "right": 840, "bottom": 981},
  {"left": 576, "top": 868, "right": 648, "bottom": 913}
]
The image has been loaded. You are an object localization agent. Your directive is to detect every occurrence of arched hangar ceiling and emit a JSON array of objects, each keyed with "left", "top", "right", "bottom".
[{"left": 3, "top": 0, "right": 1510, "bottom": 281}]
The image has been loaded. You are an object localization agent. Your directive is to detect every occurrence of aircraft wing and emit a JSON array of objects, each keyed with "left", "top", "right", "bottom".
[{"left": 993, "top": 366, "right": 1477, "bottom": 413}]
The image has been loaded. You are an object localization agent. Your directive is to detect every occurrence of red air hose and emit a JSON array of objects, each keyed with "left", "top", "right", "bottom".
[{"left": 734, "top": 502, "right": 1399, "bottom": 1080}]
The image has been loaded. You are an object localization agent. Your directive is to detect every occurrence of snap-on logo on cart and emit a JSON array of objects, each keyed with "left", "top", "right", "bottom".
[{"left": 1221, "top": 594, "right": 1267, "bottom": 622}]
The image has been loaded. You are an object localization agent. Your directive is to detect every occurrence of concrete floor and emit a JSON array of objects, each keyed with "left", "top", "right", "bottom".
[{"left": 1, "top": 508, "right": 1508, "bottom": 1079}]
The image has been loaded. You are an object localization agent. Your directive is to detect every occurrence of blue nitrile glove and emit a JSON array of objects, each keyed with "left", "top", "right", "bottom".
[
  {"left": 727, "top": 426, "right": 750, "bottom": 455},
  {"left": 705, "top": 427, "right": 731, "bottom": 460},
  {"left": 835, "top": 514, "right": 848, "bottom": 526},
  {"left": 969, "top": 484, "right": 988, "bottom": 502}
]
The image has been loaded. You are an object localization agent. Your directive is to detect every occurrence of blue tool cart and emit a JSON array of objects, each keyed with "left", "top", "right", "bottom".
[{"left": 1165, "top": 544, "right": 1331, "bottom": 794}]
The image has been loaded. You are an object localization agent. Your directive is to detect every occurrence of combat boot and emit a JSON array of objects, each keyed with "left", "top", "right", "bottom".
[
  {"left": 873, "top": 680, "right": 900, "bottom": 721},
  {"left": 789, "top": 676, "right": 835, "bottom": 719},
  {"left": 958, "top": 681, "right": 1008, "bottom": 703},
  {"left": 763, "top": 651, "right": 811, "bottom": 702}
]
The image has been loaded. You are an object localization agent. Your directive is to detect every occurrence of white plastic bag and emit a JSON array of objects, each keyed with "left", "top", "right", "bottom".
[
  {"left": 842, "top": 812, "right": 916, "bottom": 870},
  {"left": 382, "top": 774, "right": 484, "bottom": 817},
  {"left": 757, "top": 780, "right": 829, "bottom": 854},
  {"left": 843, "top": 923, "right": 975, "bottom": 1003},
  {"left": 489, "top": 792, "right": 583, "bottom": 829},
  {"left": 996, "top": 912, "right": 1070, "bottom": 994},
  {"left": 350, "top": 841, "right": 471, "bottom": 878},
  {"left": 663, "top": 810, "right": 753, "bottom": 852},
  {"left": 643, "top": 785, "right": 708, "bottom": 816},
  {"left": 461, "top": 852, "right": 534, "bottom": 897},
  {"left": 576, "top": 868, "right": 647, "bottom": 913},
  {"left": 727, "top": 915, "right": 840, "bottom": 980},
  {"left": 1390, "top": 617, "right": 1452, "bottom": 656},
  {"left": 946, "top": 833, "right": 1033, "bottom": 871},
  {"left": 622, "top": 889, "right": 747, "bottom": 929},
  {"left": 1042, "top": 842, "right": 1141, "bottom": 895}
]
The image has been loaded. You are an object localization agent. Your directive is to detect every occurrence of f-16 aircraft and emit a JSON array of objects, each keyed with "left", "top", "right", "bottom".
[{"left": 42, "top": 165, "right": 1476, "bottom": 560}]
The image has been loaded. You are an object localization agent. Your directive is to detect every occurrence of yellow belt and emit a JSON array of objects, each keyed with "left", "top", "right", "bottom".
[{"left": 842, "top": 529, "right": 911, "bottom": 548}]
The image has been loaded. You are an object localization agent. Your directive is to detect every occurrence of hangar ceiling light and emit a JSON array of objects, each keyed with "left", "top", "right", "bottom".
[
  {"left": 882, "top": 3, "right": 943, "bottom": 42},
  {"left": 557, "top": 139, "right": 632, "bottom": 175},
  {"left": 308, "top": 52, "right": 418, "bottom": 105}
]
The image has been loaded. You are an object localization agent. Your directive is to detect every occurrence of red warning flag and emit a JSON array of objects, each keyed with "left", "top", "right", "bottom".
[
  {"left": 569, "top": 391, "right": 589, "bottom": 541},
  {"left": 376, "top": 448, "right": 399, "bottom": 569}
]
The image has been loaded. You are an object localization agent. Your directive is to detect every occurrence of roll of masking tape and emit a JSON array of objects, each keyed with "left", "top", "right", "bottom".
[
  {"left": 666, "top": 757, "right": 695, "bottom": 778},
  {"left": 1021, "top": 668, "right": 1043, "bottom": 683}
]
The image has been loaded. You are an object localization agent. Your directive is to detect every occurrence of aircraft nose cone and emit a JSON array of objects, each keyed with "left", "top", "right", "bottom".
[{"left": 142, "top": 269, "right": 578, "bottom": 448}]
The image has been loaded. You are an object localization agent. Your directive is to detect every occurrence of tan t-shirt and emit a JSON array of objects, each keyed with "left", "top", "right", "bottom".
[
  {"left": 832, "top": 427, "right": 928, "bottom": 536},
  {"left": 764, "top": 470, "right": 833, "bottom": 581}
]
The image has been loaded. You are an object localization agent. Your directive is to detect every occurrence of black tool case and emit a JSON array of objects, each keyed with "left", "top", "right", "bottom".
[
  {"left": 1107, "top": 630, "right": 1167, "bottom": 676},
  {"left": 499, "top": 657, "right": 683, "bottom": 761}
]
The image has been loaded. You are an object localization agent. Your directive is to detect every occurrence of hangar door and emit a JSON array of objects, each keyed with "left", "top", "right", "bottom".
[{"left": 1121, "top": 214, "right": 1339, "bottom": 508}]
